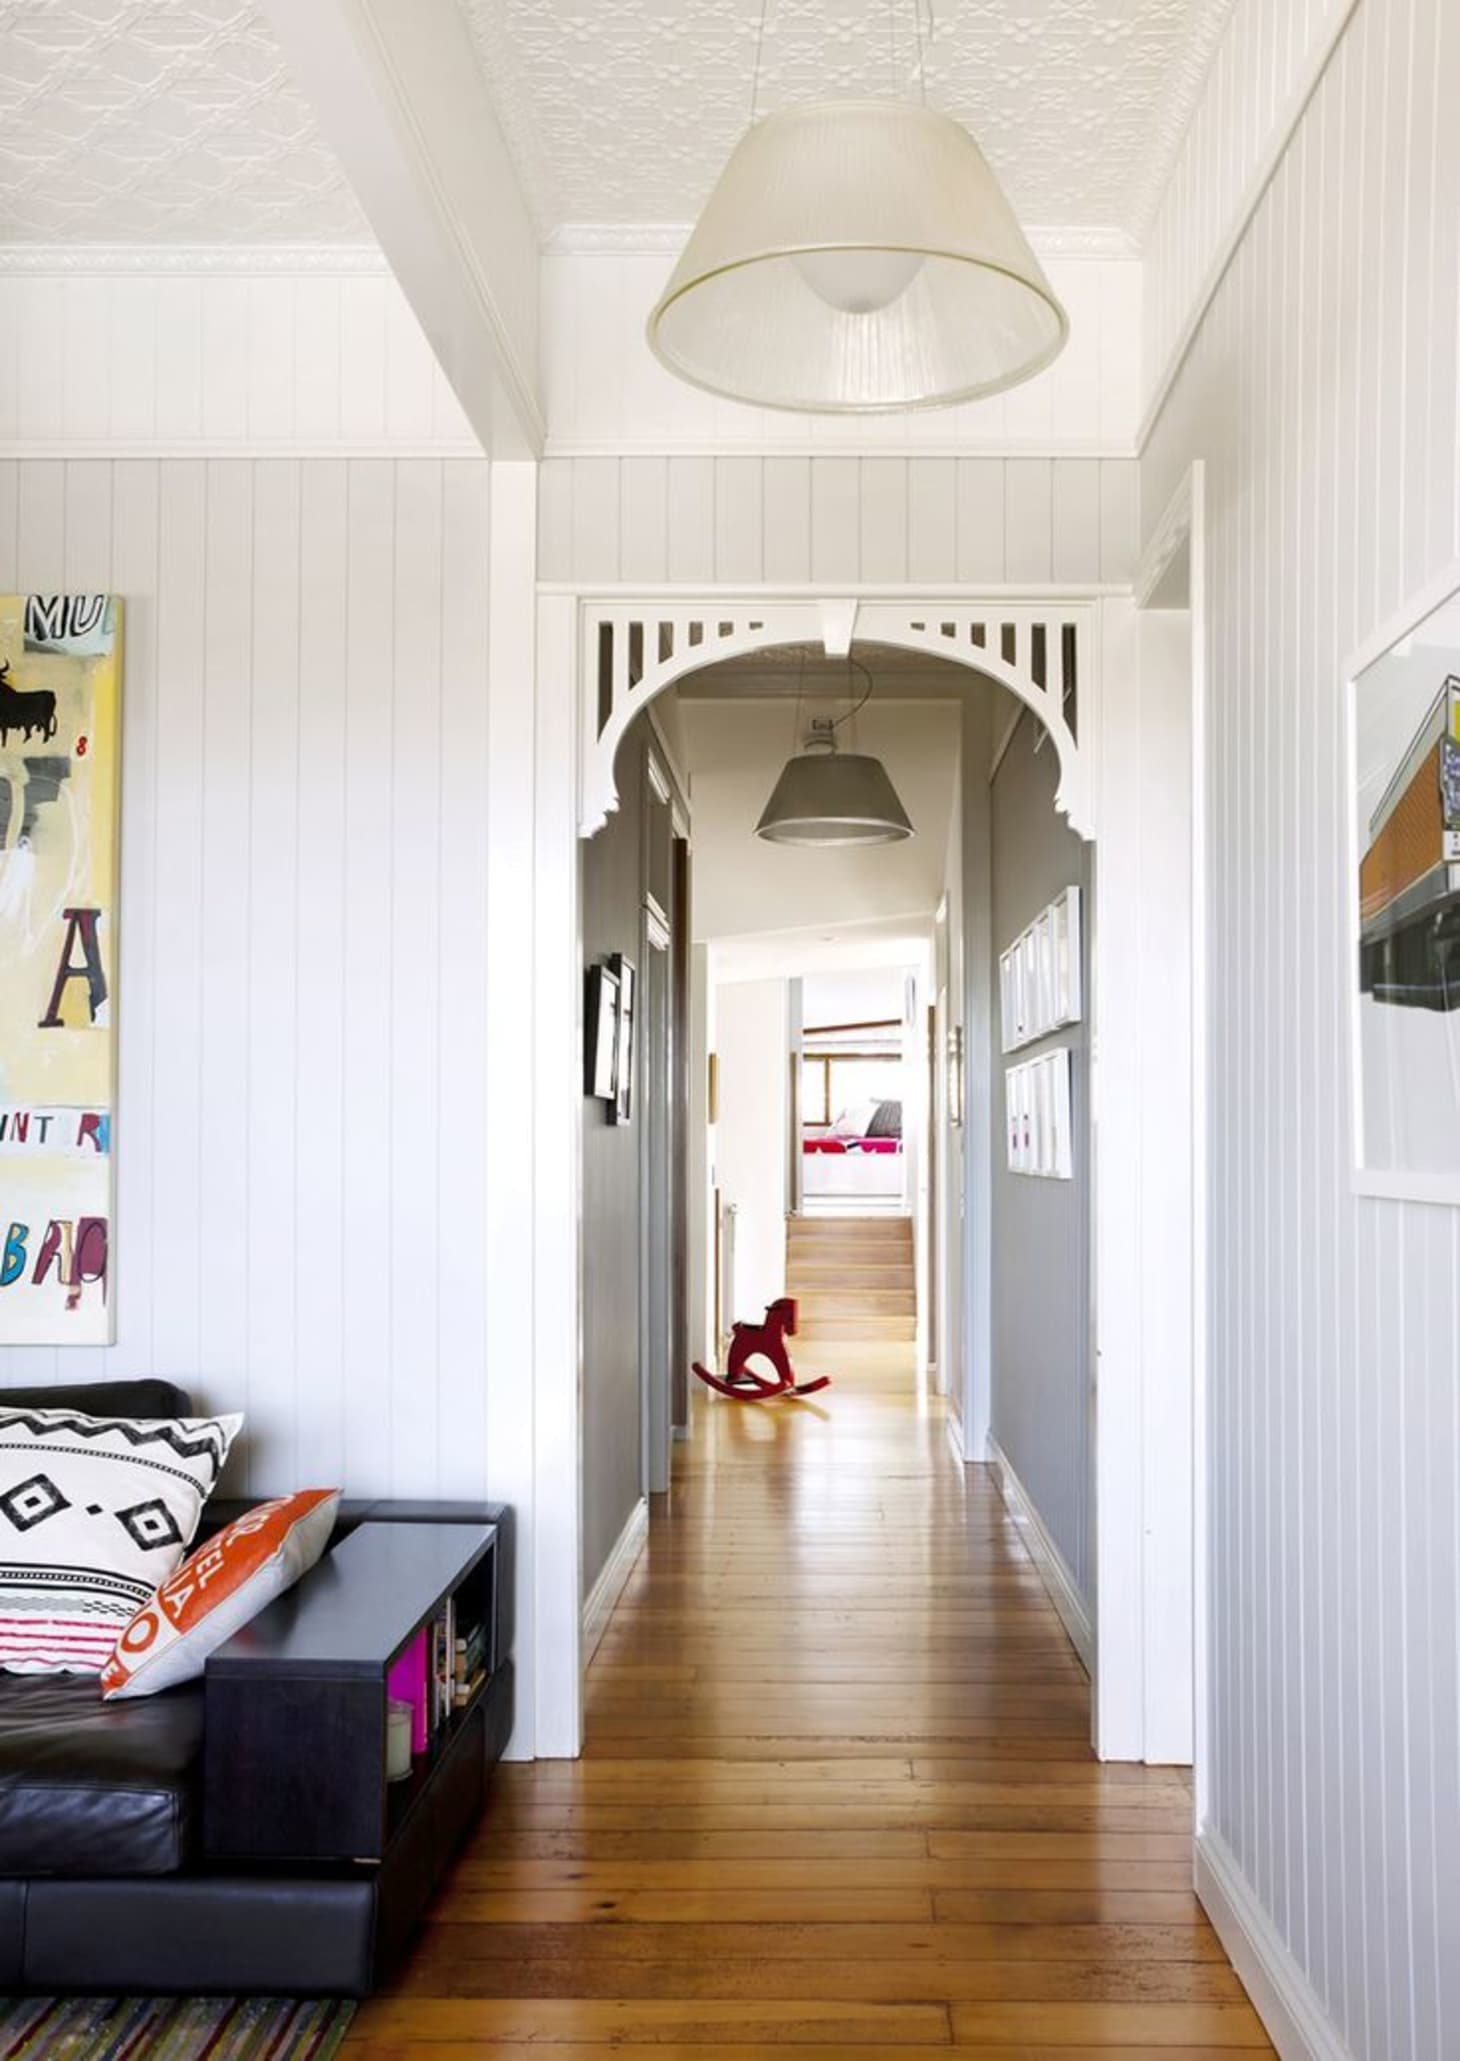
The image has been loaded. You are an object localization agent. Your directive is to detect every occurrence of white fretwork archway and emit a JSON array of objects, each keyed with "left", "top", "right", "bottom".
[
  {"left": 529, "top": 570, "right": 1189, "bottom": 1782},
  {"left": 578, "top": 595, "right": 1095, "bottom": 839}
]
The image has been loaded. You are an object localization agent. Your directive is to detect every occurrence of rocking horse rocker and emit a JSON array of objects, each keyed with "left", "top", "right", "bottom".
[{"left": 693, "top": 1297, "right": 831, "bottom": 1401}]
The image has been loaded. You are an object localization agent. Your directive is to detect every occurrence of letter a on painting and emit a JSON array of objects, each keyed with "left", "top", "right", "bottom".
[{"left": 0, "top": 595, "right": 121, "bottom": 1344}]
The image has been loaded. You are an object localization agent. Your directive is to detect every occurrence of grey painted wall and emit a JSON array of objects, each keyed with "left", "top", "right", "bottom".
[
  {"left": 580, "top": 730, "right": 685, "bottom": 1595},
  {"left": 580, "top": 741, "right": 646, "bottom": 1596},
  {"left": 989, "top": 710, "right": 1092, "bottom": 1608}
]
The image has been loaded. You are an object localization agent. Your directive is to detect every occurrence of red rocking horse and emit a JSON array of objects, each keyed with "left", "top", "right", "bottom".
[{"left": 693, "top": 1297, "right": 831, "bottom": 1401}]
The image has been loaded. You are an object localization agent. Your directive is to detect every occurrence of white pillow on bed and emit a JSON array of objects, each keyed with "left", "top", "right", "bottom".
[
  {"left": 831, "top": 1100, "right": 881, "bottom": 1140},
  {"left": 0, "top": 1406, "right": 241, "bottom": 1674}
]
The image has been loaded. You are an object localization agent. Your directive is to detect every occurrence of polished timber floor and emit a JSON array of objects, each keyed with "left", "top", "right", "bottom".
[{"left": 347, "top": 1340, "right": 1272, "bottom": 2057}]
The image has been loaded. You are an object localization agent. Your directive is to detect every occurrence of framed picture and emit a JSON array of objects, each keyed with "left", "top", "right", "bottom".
[
  {"left": 1346, "top": 561, "right": 1460, "bottom": 1202},
  {"left": 0, "top": 595, "right": 124, "bottom": 1345},
  {"left": 1000, "top": 886, "right": 1082, "bottom": 1052},
  {"left": 610, "top": 953, "right": 637, "bottom": 1125},
  {"left": 584, "top": 961, "right": 620, "bottom": 1100},
  {"left": 1004, "top": 1050, "right": 1073, "bottom": 1181}
]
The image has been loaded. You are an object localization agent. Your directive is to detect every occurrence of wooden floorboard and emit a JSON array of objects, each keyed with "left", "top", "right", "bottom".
[{"left": 348, "top": 1309, "right": 1271, "bottom": 2053}]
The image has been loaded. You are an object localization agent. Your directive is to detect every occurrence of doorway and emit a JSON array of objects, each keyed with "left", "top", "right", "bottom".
[{"left": 532, "top": 579, "right": 1197, "bottom": 1769}]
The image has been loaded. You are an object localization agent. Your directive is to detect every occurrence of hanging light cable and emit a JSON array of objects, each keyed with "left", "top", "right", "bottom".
[
  {"left": 756, "top": 657, "right": 914, "bottom": 847},
  {"left": 647, "top": 0, "right": 1066, "bottom": 415}
]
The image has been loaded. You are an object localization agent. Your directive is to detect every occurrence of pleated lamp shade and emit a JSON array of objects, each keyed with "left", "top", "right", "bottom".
[
  {"left": 647, "top": 100, "right": 1067, "bottom": 414},
  {"left": 756, "top": 748, "right": 915, "bottom": 847}
]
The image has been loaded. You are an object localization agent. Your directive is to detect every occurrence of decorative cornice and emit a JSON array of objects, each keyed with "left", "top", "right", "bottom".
[
  {"left": 1123, "top": 0, "right": 1241, "bottom": 243},
  {"left": 0, "top": 243, "right": 389, "bottom": 276},
  {"left": 543, "top": 221, "right": 1140, "bottom": 261}
]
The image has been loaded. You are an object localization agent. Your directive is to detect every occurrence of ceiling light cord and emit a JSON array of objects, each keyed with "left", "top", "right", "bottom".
[
  {"left": 831, "top": 656, "right": 875, "bottom": 739},
  {"left": 750, "top": 0, "right": 770, "bottom": 123},
  {"left": 912, "top": 0, "right": 934, "bottom": 104}
]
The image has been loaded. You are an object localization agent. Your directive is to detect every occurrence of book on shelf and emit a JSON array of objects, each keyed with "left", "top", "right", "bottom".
[
  {"left": 453, "top": 1668, "right": 485, "bottom": 1710},
  {"left": 453, "top": 1625, "right": 486, "bottom": 1681}
]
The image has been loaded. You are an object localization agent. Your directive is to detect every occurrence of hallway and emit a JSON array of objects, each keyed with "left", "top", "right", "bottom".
[{"left": 349, "top": 1345, "right": 1271, "bottom": 2054}]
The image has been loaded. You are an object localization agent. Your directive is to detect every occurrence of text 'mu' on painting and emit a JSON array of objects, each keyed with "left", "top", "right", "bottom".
[{"left": 0, "top": 595, "right": 122, "bottom": 1345}]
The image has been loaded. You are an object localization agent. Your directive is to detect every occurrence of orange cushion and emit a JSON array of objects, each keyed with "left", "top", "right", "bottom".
[{"left": 100, "top": 1488, "right": 340, "bottom": 1701}]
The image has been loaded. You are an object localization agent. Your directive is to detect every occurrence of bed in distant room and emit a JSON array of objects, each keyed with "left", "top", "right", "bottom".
[{"left": 802, "top": 1099, "right": 904, "bottom": 1204}]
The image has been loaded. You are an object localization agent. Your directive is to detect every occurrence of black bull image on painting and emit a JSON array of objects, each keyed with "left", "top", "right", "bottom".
[{"left": 0, "top": 661, "right": 58, "bottom": 746}]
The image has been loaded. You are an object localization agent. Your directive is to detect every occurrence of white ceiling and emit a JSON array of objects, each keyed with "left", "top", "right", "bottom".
[
  {"left": 464, "top": 0, "right": 1236, "bottom": 239},
  {"left": 0, "top": 0, "right": 1234, "bottom": 249},
  {"left": 0, "top": 1, "right": 369, "bottom": 244}
]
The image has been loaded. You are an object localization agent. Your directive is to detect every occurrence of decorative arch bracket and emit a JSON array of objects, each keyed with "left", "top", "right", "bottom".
[{"left": 578, "top": 594, "right": 1095, "bottom": 840}]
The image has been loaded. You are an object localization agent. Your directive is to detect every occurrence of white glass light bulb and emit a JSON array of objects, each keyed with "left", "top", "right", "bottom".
[{"left": 793, "top": 247, "right": 925, "bottom": 314}]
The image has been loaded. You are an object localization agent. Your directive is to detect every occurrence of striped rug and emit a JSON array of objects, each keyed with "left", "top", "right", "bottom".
[{"left": 0, "top": 1996, "right": 354, "bottom": 2059}]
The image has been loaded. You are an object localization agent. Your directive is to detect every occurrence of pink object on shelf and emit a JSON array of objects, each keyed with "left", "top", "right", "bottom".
[{"left": 387, "top": 1629, "right": 430, "bottom": 1755}]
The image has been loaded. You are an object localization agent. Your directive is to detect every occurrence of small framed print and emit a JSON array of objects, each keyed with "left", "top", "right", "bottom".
[
  {"left": 1034, "top": 910, "right": 1056, "bottom": 1032},
  {"left": 610, "top": 953, "right": 637, "bottom": 1125},
  {"left": 1005, "top": 1050, "right": 1073, "bottom": 1180},
  {"left": 1000, "top": 886, "right": 1083, "bottom": 1052},
  {"left": 1346, "top": 562, "right": 1460, "bottom": 1202},
  {"left": 584, "top": 961, "right": 620, "bottom": 1100}
]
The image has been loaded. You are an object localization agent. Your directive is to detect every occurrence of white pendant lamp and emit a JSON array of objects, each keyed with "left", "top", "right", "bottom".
[{"left": 647, "top": 97, "right": 1068, "bottom": 414}]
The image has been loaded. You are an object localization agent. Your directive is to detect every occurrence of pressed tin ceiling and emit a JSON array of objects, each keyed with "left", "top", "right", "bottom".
[
  {"left": 463, "top": 0, "right": 1238, "bottom": 240},
  {"left": 0, "top": 0, "right": 1235, "bottom": 248},
  {"left": 0, "top": 1, "right": 369, "bottom": 243}
]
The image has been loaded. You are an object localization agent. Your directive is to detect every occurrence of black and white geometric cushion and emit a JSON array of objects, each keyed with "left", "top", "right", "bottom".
[{"left": 0, "top": 1409, "right": 241, "bottom": 1674}]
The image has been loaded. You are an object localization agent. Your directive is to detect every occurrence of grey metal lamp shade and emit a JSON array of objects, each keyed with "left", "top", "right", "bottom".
[
  {"left": 755, "top": 749, "right": 915, "bottom": 846},
  {"left": 646, "top": 100, "right": 1068, "bottom": 414}
]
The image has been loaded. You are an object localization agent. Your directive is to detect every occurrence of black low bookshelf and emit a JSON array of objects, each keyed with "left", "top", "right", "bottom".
[{"left": 204, "top": 1519, "right": 512, "bottom": 1868}]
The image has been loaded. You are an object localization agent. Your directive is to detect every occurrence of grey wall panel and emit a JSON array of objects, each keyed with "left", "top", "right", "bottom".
[
  {"left": 580, "top": 741, "right": 647, "bottom": 1595},
  {"left": 989, "top": 712, "right": 1092, "bottom": 1605}
]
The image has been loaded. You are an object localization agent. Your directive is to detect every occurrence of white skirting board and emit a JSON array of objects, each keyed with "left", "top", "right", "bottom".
[
  {"left": 1196, "top": 1830, "right": 1352, "bottom": 2061},
  {"left": 943, "top": 1410, "right": 966, "bottom": 1466},
  {"left": 581, "top": 1498, "right": 649, "bottom": 1667},
  {"left": 986, "top": 1437, "right": 1093, "bottom": 1674}
]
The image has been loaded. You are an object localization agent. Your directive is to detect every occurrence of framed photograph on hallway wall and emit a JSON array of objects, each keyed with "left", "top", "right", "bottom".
[
  {"left": 610, "top": 954, "right": 637, "bottom": 1125},
  {"left": 584, "top": 961, "right": 620, "bottom": 1101},
  {"left": 1345, "top": 561, "right": 1460, "bottom": 1204}
]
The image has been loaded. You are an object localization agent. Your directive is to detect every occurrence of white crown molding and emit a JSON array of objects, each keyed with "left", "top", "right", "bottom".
[
  {"left": 0, "top": 243, "right": 389, "bottom": 276},
  {"left": 543, "top": 435, "right": 1139, "bottom": 462},
  {"left": 543, "top": 221, "right": 1139, "bottom": 261}
]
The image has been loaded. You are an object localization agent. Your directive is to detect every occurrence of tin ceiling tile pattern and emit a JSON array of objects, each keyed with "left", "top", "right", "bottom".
[
  {"left": 461, "top": 0, "right": 1237, "bottom": 237},
  {"left": 0, "top": 1, "right": 371, "bottom": 242},
  {"left": 0, "top": 0, "right": 1232, "bottom": 248}
]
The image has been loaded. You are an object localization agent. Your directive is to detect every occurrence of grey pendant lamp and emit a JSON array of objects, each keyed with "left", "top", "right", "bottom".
[
  {"left": 756, "top": 661, "right": 914, "bottom": 847},
  {"left": 646, "top": 6, "right": 1067, "bottom": 415}
]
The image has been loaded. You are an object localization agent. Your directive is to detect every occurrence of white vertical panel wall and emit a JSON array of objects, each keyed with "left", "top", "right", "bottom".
[
  {"left": 1144, "top": 0, "right": 1460, "bottom": 2052},
  {"left": 0, "top": 269, "right": 480, "bottom": 456},
  {"left": 0, "top": 456, "right": 498, "bottom": 1509},
  {"left": 538, "top": 455, "right": 1140, "bottom": 587},
  {"left": 1142, "top": 0, "right": 1359, "bottom": 424},
  {"left": 542, "top": 248, "right": 1143, "bottom": 457}
]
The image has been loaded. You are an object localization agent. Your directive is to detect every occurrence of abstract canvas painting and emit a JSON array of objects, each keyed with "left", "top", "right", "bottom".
[{"left": 0, "top": 595, "right": 122, "bottom": 1343}]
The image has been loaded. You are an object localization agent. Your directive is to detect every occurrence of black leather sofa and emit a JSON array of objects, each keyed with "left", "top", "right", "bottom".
[{"left": 0, "top": 1378, "right": 515, "bottom": 1996}]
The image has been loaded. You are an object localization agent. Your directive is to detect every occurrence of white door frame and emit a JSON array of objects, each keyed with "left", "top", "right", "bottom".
[{"left": 530, "top": 575, "right": 1195, "bottom": 1763}]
